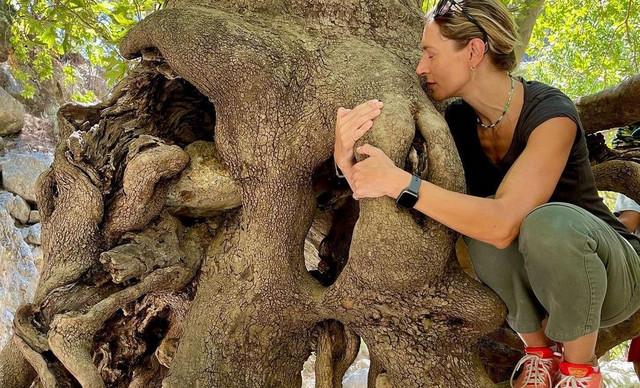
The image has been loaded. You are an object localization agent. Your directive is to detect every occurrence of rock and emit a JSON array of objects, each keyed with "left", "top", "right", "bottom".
[
  {"left": 26, "top": 223, "right": 41, "bottom": 245},
  {"left": 18, "top": 225, "right": 29, "bottom": 239},
  {"left": 1, "top": 151, "right": 53, "bottom": 202},
  {"left": 0, "top": 63, "right": 21, "bottom": 96},
  {"left": 0, "top": 191, "right": 30, "bottom": 224},
  {"left": 165, "top": 141, "right": 242, "bottom": 217},
  {"left": 9, "top": 194, "right": 30, "bottom": 224},
  {"left": 0, "top": 136, "right": 4, "bottom": 152},
  {"left": 31, "top": 245, "right": 43, "bottom": 273},
  {"left": 0, "top": 191, "right": 11, "bottom": 207},
  {"left": 10, "top": 113, "right": 56, "bottom": 154},
  {"left": 0, "top": 85, "right": 25, "bottom": 136},
  {"left": 0, "top": 206, "right": 39, "bottom": 351},
  {"left": 28, "top": 210, "right": 40, "bottom": 224}
]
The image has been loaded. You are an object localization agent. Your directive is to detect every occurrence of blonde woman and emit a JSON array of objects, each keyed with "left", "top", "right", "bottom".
[{"left": 333, "top": 1, "right": 640, "bottom": 387}]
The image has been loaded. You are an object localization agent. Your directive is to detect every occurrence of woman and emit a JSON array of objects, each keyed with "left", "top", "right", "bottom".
[{"left": 333, "top": 1, "right": 640, "bottom": 387}]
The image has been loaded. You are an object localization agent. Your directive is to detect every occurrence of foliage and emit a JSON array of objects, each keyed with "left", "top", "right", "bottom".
[
  {"left": 522, "top": 0, "right": 639, "bottom": 99},
  {"left": 8, "top": 0, "right": 160, "bottom": 101},
  {"left": 6, "top": 0, "right": 639, "bottom": 103}
]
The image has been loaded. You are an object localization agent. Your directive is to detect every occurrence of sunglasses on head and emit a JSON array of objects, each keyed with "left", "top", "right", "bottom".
[{"left": 433, "top": 0, "right": 489, "bottom": 52}]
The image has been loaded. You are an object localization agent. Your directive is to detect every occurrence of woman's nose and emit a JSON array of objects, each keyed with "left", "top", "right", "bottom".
[{"left": 416, "top": 59, "right": 429, "bottom": 76}]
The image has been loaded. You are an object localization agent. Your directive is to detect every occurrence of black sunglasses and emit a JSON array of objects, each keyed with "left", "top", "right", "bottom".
[{"left": 433, "top": 0, "right": 489, "bottom": 52}]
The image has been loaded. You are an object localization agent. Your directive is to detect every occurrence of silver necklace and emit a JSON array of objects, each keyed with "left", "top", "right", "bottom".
[{"left": 477, "top": 75, "right": 515, "bottom": 130}]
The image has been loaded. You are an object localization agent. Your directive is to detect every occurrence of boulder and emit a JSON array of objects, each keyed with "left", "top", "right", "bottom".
[
  {"left": 0, "top": 191, "right": 30, "bottom": 224},
  {"left": 0, "top": 205, "right": 39, "bottom": 351},
  {"left": 9, "top": 194, "right": 30, "bottom": 224},
  {"left": 1, "top": 151, "right": 53, "bottom": 202},
  {"left": 28, "top": 210, "right": 40, "bottom": 224},
  {"left": 26, "top": 223, "right": 41, "bottom": 245},
  {"left": 0, "top": 63, "right": 23, "bottom": 97},
  {"left": 0, "top": 85, "right": 25, "bottom": 136},
  {"left": 165, "top": 141, "right": 242, "bottom": 217}
]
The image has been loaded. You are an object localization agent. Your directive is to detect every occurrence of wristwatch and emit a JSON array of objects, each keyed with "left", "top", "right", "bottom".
[{"left": 395, "top": 174, "right": 421, "bottom": 209}]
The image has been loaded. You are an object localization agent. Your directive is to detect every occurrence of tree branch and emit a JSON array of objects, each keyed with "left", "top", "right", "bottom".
[
  {"left": 575, "top": 74, "right": 640, "bottom": 134},
  {"left": 513, "top": 0, "right": 546, "bottom": 68}
]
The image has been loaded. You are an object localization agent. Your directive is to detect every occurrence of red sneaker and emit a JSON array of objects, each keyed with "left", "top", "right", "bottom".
[
  {"left": 510, "top": 347, "right": 562, "bottom": 388},
  {"left": 554, "top": 362, "right": 603, "bottom": 388}
]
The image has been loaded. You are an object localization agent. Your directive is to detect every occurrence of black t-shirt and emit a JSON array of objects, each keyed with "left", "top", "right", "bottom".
[{"left": 445, "top": 77, "right": 640, "bottom": 250}]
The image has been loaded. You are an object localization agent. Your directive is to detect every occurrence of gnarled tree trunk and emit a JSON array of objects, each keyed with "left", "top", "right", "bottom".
[{"left": 1, "top": 1, "right": 640, "bottom": 387}]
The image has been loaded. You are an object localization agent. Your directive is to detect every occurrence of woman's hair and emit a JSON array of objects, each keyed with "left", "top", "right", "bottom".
[{"left": 425, "top": 0, "right": 520, "bottom": 72}]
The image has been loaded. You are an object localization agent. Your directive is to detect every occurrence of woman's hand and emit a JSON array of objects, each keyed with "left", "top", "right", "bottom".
[
  {"left": 351, "top": 144, "right": 412, "bottom": 200},
  {"left": 334, "top": 99, "right": 384, "bottom": 175}
]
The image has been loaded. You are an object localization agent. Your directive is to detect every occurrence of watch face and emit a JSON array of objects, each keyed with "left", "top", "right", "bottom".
[{"left": 396, "top": 190, "right": 418, "bottom": 208}]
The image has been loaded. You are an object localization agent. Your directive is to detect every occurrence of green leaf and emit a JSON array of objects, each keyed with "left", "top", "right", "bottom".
[{"left": 40, "top": 25, "right": 57, "bottom": 48}]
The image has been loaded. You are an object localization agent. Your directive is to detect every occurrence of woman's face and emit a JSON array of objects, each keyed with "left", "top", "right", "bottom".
[{"left": 416, "top": 21, "right": 471, "bottom": 101}]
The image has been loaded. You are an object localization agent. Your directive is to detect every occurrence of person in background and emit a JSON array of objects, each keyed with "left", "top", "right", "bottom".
[
  {"left": 611, "top": 124, "right": 640, "bottom": 377},
  {"left": 614, "top": 193, "right": 640, "bottom": 378}
]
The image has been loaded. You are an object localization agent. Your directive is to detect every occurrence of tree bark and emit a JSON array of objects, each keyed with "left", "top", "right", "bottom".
[
  {"left": 576, "top": 74, "right": 640, "bottom": 134},
  {"left": 513, "top": 0, "right": 546, "bottom": 68},
  {"left": 2, "top": 1, "right": 640, "bottom": 387}
]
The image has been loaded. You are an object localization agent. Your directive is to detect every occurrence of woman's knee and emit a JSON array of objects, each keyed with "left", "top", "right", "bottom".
[{"left": 519, "top": 203, "right": 587, "bottom": 256}]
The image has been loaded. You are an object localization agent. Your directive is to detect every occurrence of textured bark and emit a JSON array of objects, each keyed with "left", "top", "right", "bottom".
[
  {"left": 0, "top": 0, "right": 12, "bottom": 62},
  {"left": 2, "top": 1, "right": 640, "bottom": 387},
  {"left": 597, "top": 308, "right": 640, "bottom": 357},
  {"left": 587, "top": 132, "right": 640, "bottom": 204},
  {"left": 576, "top": 74, "right": 640, "bottom": 134},
  {"left": 116, "top": 1, "right": 505, "bottom": 387}
]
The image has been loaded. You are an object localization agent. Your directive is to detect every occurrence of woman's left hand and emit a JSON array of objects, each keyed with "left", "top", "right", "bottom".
[{"left": 351, "top": 144, "right": 412, "bottom": 200}]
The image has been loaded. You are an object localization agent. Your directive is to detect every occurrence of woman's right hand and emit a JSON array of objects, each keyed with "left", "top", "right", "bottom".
[{"left": 334, "top": 99, "right": 384, "bottom": 176}]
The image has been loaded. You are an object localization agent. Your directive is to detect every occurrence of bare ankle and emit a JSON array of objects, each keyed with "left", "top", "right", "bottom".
[{"left": 563, "top": 355, "right": 598, "bottom": 366}]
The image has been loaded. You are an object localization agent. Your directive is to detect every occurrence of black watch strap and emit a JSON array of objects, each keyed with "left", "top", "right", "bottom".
[
  {"left": 395, "top": 174, "right": 421, "bottom": 209},
  {"left": 407, "top": 174, "right": 421, "bottom": 194}
]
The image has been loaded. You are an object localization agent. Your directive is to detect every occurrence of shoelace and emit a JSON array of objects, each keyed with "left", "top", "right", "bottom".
[
  {"left": 510, "top": 354, "right": 554, "bottom": 387},
  {"left": 553, "top": 374, "right": 590, "bottom": 388}
]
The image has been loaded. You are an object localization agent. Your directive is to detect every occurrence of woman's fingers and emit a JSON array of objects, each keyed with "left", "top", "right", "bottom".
[
  {"left": 343, "top": 100, "right": 383, "bottom": 130},
  {"left": 351, "top": 120, "right": 373, "bottom": 142},
  {"left": 337, "top": 107, "right": 351, "bottom": 118},
  {"left": 335, "top": 100, "right": 384, "bottom": 163}
]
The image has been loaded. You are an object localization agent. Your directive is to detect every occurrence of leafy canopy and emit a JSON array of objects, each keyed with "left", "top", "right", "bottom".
[
  {"left": 8, "top": 0, "right": 158, "bottom": 101},
  {"left": 523, "top": 0, "right": 639, "bottom": 99},
  {"left": 6, "top": 0, "right": 640, "bottom": 102}
]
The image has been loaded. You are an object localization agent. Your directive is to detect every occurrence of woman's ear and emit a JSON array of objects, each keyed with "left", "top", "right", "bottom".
[{"left": 468, "top": 37, "right": 486, "bottom": 67}]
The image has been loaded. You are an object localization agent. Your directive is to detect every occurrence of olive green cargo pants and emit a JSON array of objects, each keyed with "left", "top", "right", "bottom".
[{"left": 464, "top": 202, "right": 640, "bottom": 342}]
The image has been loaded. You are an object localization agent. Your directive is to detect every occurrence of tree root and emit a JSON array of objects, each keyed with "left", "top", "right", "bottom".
[
  {"left": 100, "top": 212, "right": 186, "bottom": 283},
  {"left": 0, "top": 336, "right": 37, "bottom": 388},
  {"left": 314, "top": 320, "right": 361, "bottom": 388},
  {"left": 368, "top": 353, "right": 385, "bottom": 388},
  {"left": 102, "top": 136, "right": 190, "bottom": 244},
  {"left": 14, "top": 336, "right": 57, "bottom": 388},
  {"left": 48, "top": 266, "right": 195, "bottom": 388},
  {"left": 14, "top": 304, "right": 49, "bottom": 353},
  {"left": 32, "top": 157, "right": 104, "bottom": 306}
]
